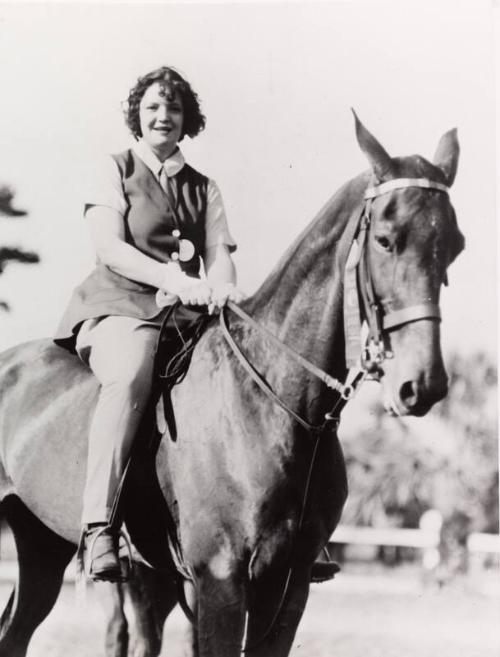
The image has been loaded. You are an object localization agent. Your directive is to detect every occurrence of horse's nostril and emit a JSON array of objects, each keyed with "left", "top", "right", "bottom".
[{"left": 399, "top": 381, "right": 419, "bottom": 409}]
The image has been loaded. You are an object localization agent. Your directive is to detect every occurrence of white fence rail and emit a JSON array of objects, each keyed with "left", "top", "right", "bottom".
[
  {"left": 467, "top": 532, "right": 500, "bottom": 554},
  {"left": 330, "top": 511, "right": 500, "bottom": 556},
  {"left": 330, "top": 525, "right": 440, "bottom": 549}
]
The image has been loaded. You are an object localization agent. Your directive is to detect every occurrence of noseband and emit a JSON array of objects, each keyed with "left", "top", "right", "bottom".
[{"left": 344, "top": 177, "right": 449, "bottom": 374}]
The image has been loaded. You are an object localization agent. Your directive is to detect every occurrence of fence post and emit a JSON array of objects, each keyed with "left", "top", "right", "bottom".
[{"left": 419, "top": 509, "right": 443, "bottom": 577}]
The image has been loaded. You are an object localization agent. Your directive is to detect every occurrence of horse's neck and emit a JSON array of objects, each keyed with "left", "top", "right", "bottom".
[{"left": 242, "top": 174, "right": 367, "bottom": 422}]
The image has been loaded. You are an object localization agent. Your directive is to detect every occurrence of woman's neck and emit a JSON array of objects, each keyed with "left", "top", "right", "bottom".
[{"left": 150, "top": 143, "right": 178, "bottom": 163}]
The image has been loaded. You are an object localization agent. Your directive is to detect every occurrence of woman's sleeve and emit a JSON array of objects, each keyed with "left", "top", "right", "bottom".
[
  {"left": 83, "top": 155, "right": 128, "bottom": 217},
  {"left": 205, "top": 179, "right": 237, "bottom": 253}
]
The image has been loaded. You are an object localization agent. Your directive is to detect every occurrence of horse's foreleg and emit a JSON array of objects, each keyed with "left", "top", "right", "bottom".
[
  {"left": 195, "top": 569, "right": 246, "bottom": 657},
  {"left": 0, "top": 496, "right": 75, "bottom": 657},
  {"left": 244, "top": 567, "right": 310, "bottom": 657},
  {"left": 95, "top": 580, "right": 129, "bottom": 657},
  {"left": 126, "top": 563, "right": 178, "bottom": 657}
]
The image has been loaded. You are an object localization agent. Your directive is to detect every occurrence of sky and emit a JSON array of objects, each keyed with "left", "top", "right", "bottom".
[{"left": 0, "top": 0, "right": 497, "bottom": 358}]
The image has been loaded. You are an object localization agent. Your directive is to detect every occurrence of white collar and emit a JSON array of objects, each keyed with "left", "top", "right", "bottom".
[{"left": 132, "top": 139, "right": 185, "bottom": 178}]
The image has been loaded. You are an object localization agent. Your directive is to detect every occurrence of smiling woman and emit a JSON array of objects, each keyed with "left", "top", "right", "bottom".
[
  {"left": 52, "top": 66, "right": 244, "bottom": 582},
  {"left": 139, "top": 84, "right": 185, "bottom": 158},
  {"left": 124, "top": 68, "right": 206, "bottom": 145}
]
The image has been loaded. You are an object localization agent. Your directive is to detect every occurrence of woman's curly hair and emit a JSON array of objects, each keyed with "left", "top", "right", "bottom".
[{"left": 124, "top": 67, "right": 206, "bottom": 141}]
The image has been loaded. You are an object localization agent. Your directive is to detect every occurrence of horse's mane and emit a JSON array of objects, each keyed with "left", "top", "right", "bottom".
[{"left": 244, "top": 171, "right": 370, "bottom": 314}]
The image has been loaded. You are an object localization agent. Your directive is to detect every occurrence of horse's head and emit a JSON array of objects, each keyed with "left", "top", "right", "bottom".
[{"left": 353, "top": 114, "right": 464, "bottom": 416}]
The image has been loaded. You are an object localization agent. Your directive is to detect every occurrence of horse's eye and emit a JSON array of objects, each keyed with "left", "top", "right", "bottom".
[{"left": 374, "top": 235, "right": 392, "bottom": 252}]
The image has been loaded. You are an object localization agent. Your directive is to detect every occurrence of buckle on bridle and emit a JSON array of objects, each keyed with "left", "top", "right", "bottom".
[
  {"left": 341, "top": 368, "right": 368, "bottom": 401},
  {"left": 341, "top": 384, "right": 355, "bottom": 401},
  {"left": 363, "top": 338, "right": 386, "bottom": 366}
]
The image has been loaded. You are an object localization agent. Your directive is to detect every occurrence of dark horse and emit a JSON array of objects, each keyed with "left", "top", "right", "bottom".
[{"left": 0, "top": 116, "right": 463, "bottom": 657}]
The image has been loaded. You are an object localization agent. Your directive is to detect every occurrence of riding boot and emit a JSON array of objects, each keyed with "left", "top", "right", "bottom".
[{"left": 84, "top": 523, "right": 124, "bottom": 582}]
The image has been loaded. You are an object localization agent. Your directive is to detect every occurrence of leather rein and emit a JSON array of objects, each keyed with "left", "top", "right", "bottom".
[{"left": 220, "top": 177, "right": 450, "bottom": 431}]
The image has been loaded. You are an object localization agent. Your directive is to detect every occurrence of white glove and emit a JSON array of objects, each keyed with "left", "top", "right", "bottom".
[{"left": 209, "top": 283, "right": 246, "bottom": 311}]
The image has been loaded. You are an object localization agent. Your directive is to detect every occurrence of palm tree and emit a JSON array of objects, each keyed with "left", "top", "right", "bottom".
[
  {"left": 342, "top": 352, "right": 498, "bottom": 534},
  {"left": 0, "top": 184, "right": 40, "bottom": 310}
]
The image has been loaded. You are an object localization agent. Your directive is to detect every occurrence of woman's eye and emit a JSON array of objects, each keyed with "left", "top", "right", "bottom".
[{"left": 374, "top": 235, "right": 392, "bottom": 251}]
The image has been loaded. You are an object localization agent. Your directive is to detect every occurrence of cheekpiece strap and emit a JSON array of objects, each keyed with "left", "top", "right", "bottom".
[
  {"left": 364, "top": 178, "right": 449, "bottom": 200},
  {"left": 343, "top": 239, "right": 363, "bottom": 368}
]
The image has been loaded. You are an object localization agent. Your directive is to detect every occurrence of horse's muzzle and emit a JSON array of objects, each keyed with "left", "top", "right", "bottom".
[{"left": 397, "top": 376, "right": 448, "bottom": 416}]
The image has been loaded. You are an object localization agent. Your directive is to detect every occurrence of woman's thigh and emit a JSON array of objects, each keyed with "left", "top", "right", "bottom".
[{"left": 76, "top": 316, "right": 160, "bottom": 386}]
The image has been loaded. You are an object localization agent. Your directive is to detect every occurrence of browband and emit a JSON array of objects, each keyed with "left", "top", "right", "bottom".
[{"left": 364, "top": 178, "right": 449, "bottom": 200}]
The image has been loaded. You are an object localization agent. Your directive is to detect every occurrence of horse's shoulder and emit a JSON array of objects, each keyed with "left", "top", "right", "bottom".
[{"left": 189, "top": 320, "right": 236, "bottom": 373}]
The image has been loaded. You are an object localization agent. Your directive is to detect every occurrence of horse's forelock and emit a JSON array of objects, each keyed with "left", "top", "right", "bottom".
[{"left": 388, "top": 155, "right": 449, "bottom": 186}]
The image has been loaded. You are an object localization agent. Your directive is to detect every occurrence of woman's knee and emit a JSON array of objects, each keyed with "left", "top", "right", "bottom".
[
  {"left": 106, "top": 359, "right": 155, "bottom": 399},
  {"left": 88, "top": 332, "right": 157, "bottom": 391}
]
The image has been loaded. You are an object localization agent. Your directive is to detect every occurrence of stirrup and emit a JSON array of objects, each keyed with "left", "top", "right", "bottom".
[
  {"left": 311, "top": 547, "right": 341, "bottom": 584},
  {"left": 311, "top": 560, "right": 341, "bottom": 583},
  {"left": 85, "top": 525, "right": 134, "bottom": 583}
]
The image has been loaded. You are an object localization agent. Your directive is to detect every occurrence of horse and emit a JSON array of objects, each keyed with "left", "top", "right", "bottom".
[{"left": 0, "top": 114, "right": 463, "bottom": 657}]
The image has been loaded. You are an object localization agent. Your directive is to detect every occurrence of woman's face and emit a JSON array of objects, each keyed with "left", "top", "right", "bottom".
[{"left": 139, "top": 82, "right": 184, "bottom": 159}]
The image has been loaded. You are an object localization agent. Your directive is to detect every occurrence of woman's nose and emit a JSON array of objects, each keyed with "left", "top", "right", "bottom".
[{"left": 156, "top": 106, "right": 169, "bottom": 122}]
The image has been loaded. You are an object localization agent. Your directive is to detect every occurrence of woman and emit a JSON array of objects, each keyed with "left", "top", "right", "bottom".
[{"left": 55, "top": 66, "right": 243, "bottom": 582}]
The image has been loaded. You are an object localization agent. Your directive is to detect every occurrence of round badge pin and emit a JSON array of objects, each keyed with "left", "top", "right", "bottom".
[{"left": 178, "top": 239, "right": 195, "bottom": 262}]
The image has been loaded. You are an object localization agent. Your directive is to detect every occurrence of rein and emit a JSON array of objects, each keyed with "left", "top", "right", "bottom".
[
  {"left": 220, "top": 303, "right": 361, "bottom": 434},
  {"left": 221, "top": 177, "right": 450, "bottom": 430}
]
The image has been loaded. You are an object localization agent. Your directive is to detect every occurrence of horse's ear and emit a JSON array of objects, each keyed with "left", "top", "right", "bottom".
[
  {"left": 433, "top": 128, "right": 459, "bottom": 186},
  {"left": 352, "top": 109, "right": 395, "bottom": 181}
]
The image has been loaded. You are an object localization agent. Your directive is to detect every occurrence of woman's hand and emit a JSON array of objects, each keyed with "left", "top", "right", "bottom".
[
  {"left": 208, "top": 283, "right": 246, "bottom": 314},
  {"left": 178, "top": 280, "right": 212, "bottom": 307}
]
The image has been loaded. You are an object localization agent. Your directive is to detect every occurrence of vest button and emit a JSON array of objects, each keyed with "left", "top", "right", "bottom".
[
  {"left": 172, "top": 229, "right": 181, "bottom": 237},
  {"left": 171, "top": 252, "right": 179, "bottom": 261}
]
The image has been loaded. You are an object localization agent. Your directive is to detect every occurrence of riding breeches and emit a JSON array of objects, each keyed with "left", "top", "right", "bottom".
[{"left": 76, "top": 315, "right": 160, "bottom": 525}]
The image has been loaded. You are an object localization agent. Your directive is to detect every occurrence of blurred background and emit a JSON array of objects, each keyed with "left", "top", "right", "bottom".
[{"left": 0, "top": 0, "right": 498, "bottom": 655}]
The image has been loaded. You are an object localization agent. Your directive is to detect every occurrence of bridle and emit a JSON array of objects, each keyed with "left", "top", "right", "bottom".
[
  {"left": 221, "top": 176, "right": 450, "bottom": 429},
  {"left": 344, "top": 177, "right": 448, "bottom": 377}
]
